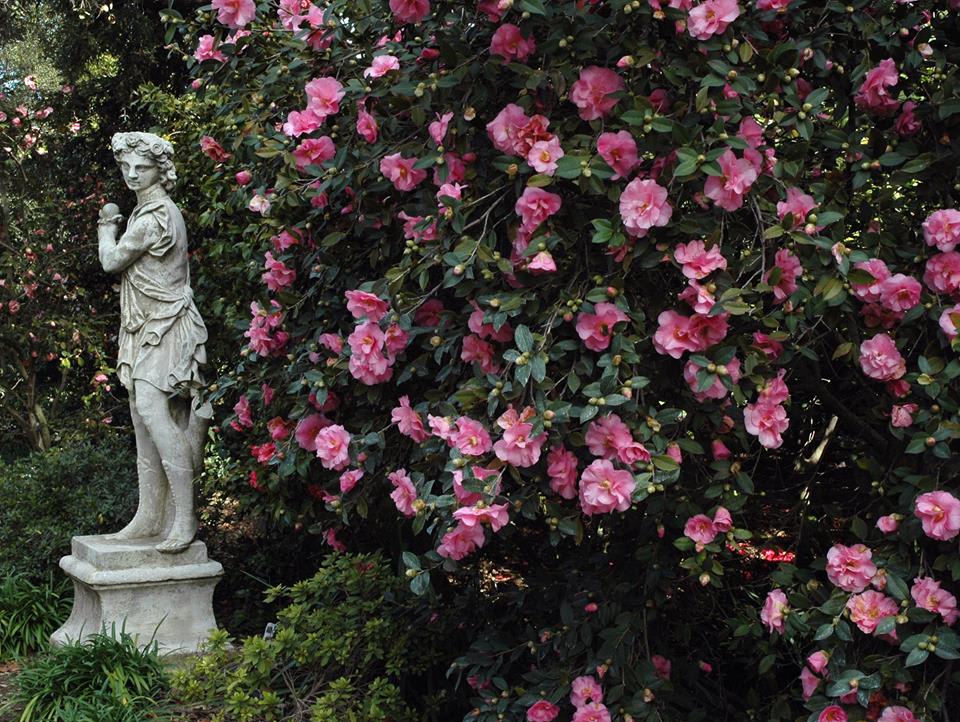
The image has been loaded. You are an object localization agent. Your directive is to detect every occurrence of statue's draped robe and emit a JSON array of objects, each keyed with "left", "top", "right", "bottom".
[{"left": 116, "top": 197, "right": 207, "bottom": 394}]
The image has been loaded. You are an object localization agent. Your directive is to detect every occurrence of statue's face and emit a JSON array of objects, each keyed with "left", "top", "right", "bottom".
[{"left": 118, "top": 151, "right": 161, "bottom": 191}]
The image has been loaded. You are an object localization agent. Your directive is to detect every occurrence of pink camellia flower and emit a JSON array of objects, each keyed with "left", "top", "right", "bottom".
[
  {"left": 807, "top": 650, "right": 829, "bottom": 675},
  {"left": 776, "top": 187, "right": 817, "bottom": 225},
  {"left": 526, "top": 700, "right": 560, "bottom": 722},
  {"left": 889, "top": 403, "right": 918, "bottom": 428},
  {"left": 826, "top": 543, "right": 877, "bottom": 593},
  {"left": 391, "top": 395, "right": 429, "bottom": 443},
  {"left": 249, "top": 194, "right": 271, "bottom": 215},
  {"left": 347, "top": 321, "right": 393, "bottom": 385},
  {"left": 262, "top": 252, "right": 296, "bottom": 292},
  {"left": 914, "top": 490, "right": 960, "bottom": 541},
  {"left": 487, "top": 103, "right": 531, "bottom": 155},
  {"left": 596, "top": 131, "right": 638, "bottom": 180},
  {"left": 846, "top": 589, "right": 899, "bottom": 634},
  {"left": 763, "top": 248, "right": 801, "bottom": 304},
  {"left": 380, "top": 153, "right": 427, "bottom": 191},
  {"left": 687, "top": 0, "right": 741, "bottom": 40},
  {"left": 758, "top": 369, "right": 789, "bottom": 405},
  {"left": 305, "top": 76, "right": 345, "bottom": 120},
  {"left": 494, "top": 422, "right": 547, "bottom": 467},
  {"left": 293, "top": 136, "right": 335, "bottom": 171},
  {"left": 194, "top": 35, "right": 227, "bottom": 63},
  {"left": 200, "top": 136, "right": 231, "bottom": 162},
  {"left": 704, "top": 149, "right": 757, "bottom": 211},
  {"left": 572, "top": 703, "right": 611, "bottom": 722},
  {"left": 211, "top": 0, "right": 257, "bottom": 28},
  {"left": 547, "top": 445, "right": 579, "bottom": 499},
  {"left": 570, "top": 66, "right": 624, "bottom": 121},
  {"left": 363, "top": 54, "right": 400, "bottom": 79},
  {"left": 895, "top": 101, "right": 922, "bottom": 137},
  {"left": 389, "top": 0, "right": 430, "bottom": 23},
  {"left": 570, "top": 675, "right": 603, "bottom": 708},
  {"left": 585, "top": 414, "right": 633, "bottom": 460},
  {"left": 430, "top": 415, "right": 456, "bottom": 442},
  {"left": 468, "top": 302, "right": 514, "bottom": 342},
  {"left": 619, "top": 178, "right": 672, "bottom": 237},
  {"left": 712, "top": 506, "right": 733, "bottom": 532},
  {"left": 232, "top": 394, "right": 253, "bottom": 430},
  {"left": 878, "top": 274, "right": 921, "bottom": 314},
  {"left": 923, "top": 209, "right": 960, "bottom": 252},
  {"left": 674, "top": 240, "right": 727, "bottom": 279},
  {"left": 294, "top": 413, "right": 328, "bottom": 452},
  {"left": 940, "top": 303, "right": 960, "bottom": 339},
  {"left": 711, "top": 439, "right": 731, "bottom": 460},
  {"left": 437, "top": 521, "right": 485, "bottom": 560},
  {"left": 851, "top": 258, "right": 891, "bottom": 303},
  {"left": 515, "top": 186, "right": 562, "bottom": 232},
  {"left": 876, "top": 514, "right": 900, "bottom": 533},
  {"left": 878, "top": 708, "right": 919, "bottom": 722},
  {"left": 924, "top": 251, "right": 960, "bottom": 295},
  {"left": 490, "top": 23, "right": 536, "bottom": 63},
  {"left": 389, "top": 469, "right": 418, "bottom": 517},
  {"left": 760, "top": 589, "right": 788, "bottom": 634},
  {"left": 579, "top": 460, "right": 635, "bottom": 516},
  {"left": 528, "top": 251, "right": 557, "bottom": 274},
  {"left": 235, "top": 170, "right": 252, "bottom": 185},
  {"left": 452, "top": 416, "right": 493, "bottom": 456},
  {"left": 383, "top": 324, "right": 408, "bottom": 355},
  {"left": 679, "top": 279, "right": 716, "bottom": 314},
  {"left": 684, "top": 514, "right": 718, "bottom": 545},
  {"left": 356, "top": 102, "right": 379, "bottom": 143},
  {"left": 859, "top": 333, "right": 906, "bottom": 381},
  {"left": 318, "top": 333, "right": 343, "bottom": 354},
  {"left": 315, "top": 424, "right": 351, "bottom": 470},
  {"left": 818, "top": 706, "right": 847, "bottom": 722},
  {"left": 527, "top": 137, "right": 564, "bottom": 176},
  {"left": 339, "top": 468, "right": 364, "bottom": 494},
  {"left": 652, "top": 655, "right": 671, "bottom": 680},
  {"left": 461, "top": 334, "right": 499, "bottom": 374},
  {"left": 576, "top": 302, "right": 629, "bottom": 352},
  {"left": 911, "top": 576, "right": 959, "bottom": 625},
  {"left": 652, "top": 310, "right": 726, "bottom": 359},
  {"left": 800, "top": 667, "right": 819, "bottom": 700},
  {"left": 427, "top": 112, "right": 454, "bottom": 146},
  {"left": 855, "top": 58, "right": 901, "bottom": 116},
  {"left": 282, "top": 109, "right": 322, "bottom": 138},
  {"left": 743, "top": 401, "right": 789, "bottom": 449},
  {"left": 453, "top": 502, "right": 510, "bottom": 532},
  {"left": 345, "top": 290, "right": 389, "bottom": 322}
]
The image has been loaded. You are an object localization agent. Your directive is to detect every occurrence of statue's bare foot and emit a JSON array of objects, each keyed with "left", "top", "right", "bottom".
[
  {"left": 155, "top": 518, "right": 198, "bottom": 554},
  {"left": 104, "top": 514, "right": 161, "bottom": 541}
]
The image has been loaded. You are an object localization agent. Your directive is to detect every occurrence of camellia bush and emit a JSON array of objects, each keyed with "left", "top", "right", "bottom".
[{"left": 155, "top": 0, "right": 960, "bottom": 719}]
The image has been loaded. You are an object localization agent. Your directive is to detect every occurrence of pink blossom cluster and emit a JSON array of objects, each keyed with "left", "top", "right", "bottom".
[
  {"left": 855, "top": 58, "right": 901, "bottom": 116},
  {"left": 487, "top": 104, "right": 565, "bottom": 179},
  {"left": 684, "top": 506, "right": 733, "bottom": 550},
  {"left": 849, "top": 258, "right": 921, "bottom": 328},
  {"left": 798, "top": 650, "right": 829, "bottom": 700},
  {"left": 825, "top": 543, "right": 877, "bottom": 593},
  {"left": 652, "top": 309, "right": 729, "bottom": 359},
  {"left": 343, "top": 290, "right": 407, "bottom": 384},
  {"left": 245, "top": 301, "right": 289, "bottom": 356},
  {"left": 760, "top": 588, "right": 788, "bottom": 633},
  {"left": 568, "top": 675, "right": 610, "bottom": 722},
  {"left": 282, "top": 76, "right": 345, "bottom": 138}
]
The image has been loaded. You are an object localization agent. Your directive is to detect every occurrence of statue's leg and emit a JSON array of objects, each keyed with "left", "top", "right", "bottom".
[
  {"left": 104, "top": 392, "right": 166, "bottom": 539},
  {"left": 133, "top": 381, "right": 198, "bottom": 554}
]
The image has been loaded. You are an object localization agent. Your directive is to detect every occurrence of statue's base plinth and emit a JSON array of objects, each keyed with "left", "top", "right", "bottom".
[{"left": 52, "top": 534, "right": 223, "bottom": 655}]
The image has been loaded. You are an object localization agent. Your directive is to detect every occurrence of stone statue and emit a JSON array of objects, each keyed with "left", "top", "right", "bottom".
[{"left": 97, "top": 131, "right": 211, "bottom": 554}]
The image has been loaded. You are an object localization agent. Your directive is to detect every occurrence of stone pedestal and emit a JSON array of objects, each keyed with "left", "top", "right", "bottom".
[{"left": 52, "top": 535, "right": 223, "bottom": 655}]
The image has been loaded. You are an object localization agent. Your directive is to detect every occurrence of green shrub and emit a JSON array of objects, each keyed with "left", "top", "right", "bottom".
[
  {"left": 12, "top": 627, "right": 170, "bottom": 722},
  {"left": 0, "top": 575, "right": 71, "bottom": 660},
  {"left": 172, "top": 553, "right": 441, "bottom": 722},
  {"left": 0, "top": 432, "right": 137, "bottom": 579}
]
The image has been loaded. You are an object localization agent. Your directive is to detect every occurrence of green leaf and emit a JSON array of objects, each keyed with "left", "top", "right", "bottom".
[
  {"left": 518, "top": 0, "right": 547, "bottom": 14},
  {"left": 814, "top": 623, "right": 834, "bottom": 641},
  {"left": 515, "top": 324, "right": 534, "bottom": 353},
  {"left": 885, "top": 572, "right": 909, "bottom": 601},
  {"left": 905, "top": 647, "right": 929, "bottom": 667},
  {"left": 758, "top": 654, "right": 776, "bottom": 674}
]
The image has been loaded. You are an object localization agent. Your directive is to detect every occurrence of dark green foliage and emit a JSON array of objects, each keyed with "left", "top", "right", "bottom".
[
  {"left": 13, "top": 627, "right": 170, "bottom": 722},
  {"left": 172, "top": 553, "right": 447, "bottom": 722},
  {"left": 0, "top": 432, "right": 137, "bottom": 579},
  {"left": 0, "top": 576, "right": 71, "bottom": 660}
]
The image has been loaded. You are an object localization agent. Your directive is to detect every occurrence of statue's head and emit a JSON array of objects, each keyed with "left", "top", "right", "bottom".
[{"left": 111, "top": 132, "right": 177, "bottom": 192}]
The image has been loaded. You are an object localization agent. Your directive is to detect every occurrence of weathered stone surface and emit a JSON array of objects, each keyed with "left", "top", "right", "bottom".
[{"left": 52, "top": 535, "right": 222, "bottom": 655}]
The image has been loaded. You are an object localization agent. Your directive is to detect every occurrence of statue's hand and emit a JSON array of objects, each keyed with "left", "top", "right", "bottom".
[{"left": 98, "top": 203, "right": 123, "bottom": 227}]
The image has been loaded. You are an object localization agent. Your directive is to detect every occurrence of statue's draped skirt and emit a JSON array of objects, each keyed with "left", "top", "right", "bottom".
[{"left": 117, "top": 198, "right": 207, "bottom": 395}]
